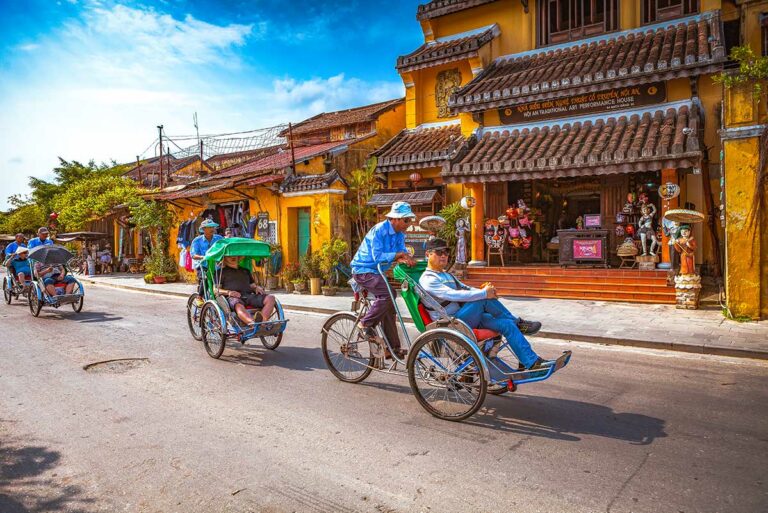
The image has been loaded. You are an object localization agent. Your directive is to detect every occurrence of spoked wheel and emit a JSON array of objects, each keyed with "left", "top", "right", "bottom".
[
  {"left": 71, "top": 282, "right": 84, "bottom": 313},
  {"left": 201, "top": 302, "right": 227, "bottom": 359},
  {"left": 3, "top": 278, "right": 11, "bottom": 304},
  {"left": 186, "top": 293, "right": 203, "bottom": 341},
  {"left": 259, "top": 301, "right": 284, "bottom": 350},
  {"left": 28, "top": 285, "right": 42, "bottom": 317},
  {"left": 321, "top": 312, "right": 374, "bottom": 383},
  {"left": 407, "top": 331, "right": 487, "bottom": 421},
  {"left": 487, "top": 384, "right": 508, "bottom": 395}
]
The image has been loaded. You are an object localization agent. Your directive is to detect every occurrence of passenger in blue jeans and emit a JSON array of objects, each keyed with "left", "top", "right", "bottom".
[{"left": 418, "top": 238, "right": 554, "bottom": 370}]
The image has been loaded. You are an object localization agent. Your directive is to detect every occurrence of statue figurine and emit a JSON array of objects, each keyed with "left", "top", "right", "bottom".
[
  {"left": 576, "top": 216, "right": 584, "bottom": 230},
  {"left": 637, "top": 203, "right": 659, "bottom": 256},
  {"left": 455, "top": 217, "right": 469, "bottom": 265},
  {"left": 662, "top": 217, "right": 679, "bottom": 270},
  {"left": 674, "top": 224, "right": 697, "bottom": 275}
]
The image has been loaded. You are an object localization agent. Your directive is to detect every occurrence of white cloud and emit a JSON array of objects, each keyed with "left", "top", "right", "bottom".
[{"left": 17, "top": 43, "right": 40, "bottom": 52}]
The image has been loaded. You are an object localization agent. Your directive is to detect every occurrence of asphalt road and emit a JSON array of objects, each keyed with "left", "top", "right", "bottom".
[{"left": 1, "top": 284, "right": 767, "bottom": 513}]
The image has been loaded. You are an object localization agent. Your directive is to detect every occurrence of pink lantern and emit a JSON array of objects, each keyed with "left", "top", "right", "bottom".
[{"left": 409, "top": 172, "right": 422, "bottom": 185}]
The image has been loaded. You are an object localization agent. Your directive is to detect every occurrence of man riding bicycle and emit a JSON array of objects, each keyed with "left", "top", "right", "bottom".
[
  {"left": 351, "top": 201, "right": 416, "bottom": 359},
  {"left": 190, "top": 219, "right": 223, "bottom": 301}
]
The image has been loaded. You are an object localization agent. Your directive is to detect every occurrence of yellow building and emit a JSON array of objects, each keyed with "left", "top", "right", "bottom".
[{"left": 381, "top": 0, "right": 767, "bottom": 313}]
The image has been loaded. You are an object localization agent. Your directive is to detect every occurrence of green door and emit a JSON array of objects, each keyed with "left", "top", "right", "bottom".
[{"left": 298, "top": 208, "right": 311, "bottom": 258}]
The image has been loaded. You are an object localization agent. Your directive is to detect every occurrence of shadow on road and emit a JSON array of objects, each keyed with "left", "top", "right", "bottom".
[
  {"left": 220, "top": 345, "right": 325, "bottom": 372},
  {"left": 55, "top": 311, "right": 124, "bottom": 323},
  {"left": 0, "top": 437, "right": 97, "bottom": 512},
  {"left": 363, "top": 381, "right": 666, "bottom": 445}
]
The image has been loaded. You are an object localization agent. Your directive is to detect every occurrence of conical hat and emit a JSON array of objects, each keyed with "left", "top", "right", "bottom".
[{"left": 663, "top": 209, "right": 705, "bottom": 223}]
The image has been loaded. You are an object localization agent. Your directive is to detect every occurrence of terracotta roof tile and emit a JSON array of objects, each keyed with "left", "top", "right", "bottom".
[
  {"left": 397, "top": 25, "right": 499, "bottom": 73},
  {"left": 449, "top": 11, "right": 725, "bottom": 113},
  {"left": 444, "top": 103, "right": 701, "bottom": 182},
  {"left": 417, "top": 0, "right": 499, "bottom": 20},
  {"left": 124, "top": 155, "right": 211, "bottom": 187},
  {"left": 368, "top": 190, "right": 441, "bottom": 206},
  {"left": 280, "top": 170, "right": 345, "bottom": 193},
  {"left": 373, "top": 124, "right": 465, "bottom": 172},
  {"left": 284, "top": 98, "right": 404, "bottom": 137},
  {"left": 150, "top": 181, "right": 234, "bottom": 201}
]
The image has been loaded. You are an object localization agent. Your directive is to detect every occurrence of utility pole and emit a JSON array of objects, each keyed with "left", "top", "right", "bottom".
[
  {"left": 200, "top": 140, "right": 204, "bottom": 174},
  {"left": 194, "top": 112, "right": 202, "bottom": 174},
  {"left": 157, "top": 125, "right": 164, "bottom": 189},
  {"left": 136, "top": 155, "right": 141, "bottom": 184},
  {"left": 288, "top": 122, "right": 296, "bottom": 176}
]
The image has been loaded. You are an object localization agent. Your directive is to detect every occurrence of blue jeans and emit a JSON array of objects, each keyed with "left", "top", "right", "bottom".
[{"left": 454, "top": 299, "right": 539, "bottom": 368}]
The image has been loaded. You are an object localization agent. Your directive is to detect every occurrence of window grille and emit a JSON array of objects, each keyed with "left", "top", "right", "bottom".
[
  {"left": 642, "top": 0, "right": 698, "bottom": 24},
  {"left": 538, "top": 0, "right": 619, "bottom": 46}
]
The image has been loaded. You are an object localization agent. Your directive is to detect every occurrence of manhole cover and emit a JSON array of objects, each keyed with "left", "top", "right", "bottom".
[{"left": 83, "top": 358, "right": 149, "bottom": 374}]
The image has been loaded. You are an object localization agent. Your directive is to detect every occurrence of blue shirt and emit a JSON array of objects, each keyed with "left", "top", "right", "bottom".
[
  {"left": 27, "top": 237, "right": 54, "bottom": 249},
  {"left": 351, "top": 220, "right": 407, "bottom": 275},
  {"left": 4, "top": 241, "right": 26, "bottom": 256},
  {"left": 190, "top": 234, "right": 223, "bottom": 269},
  {"left": 9, "top": 257, "right": 31, "bottom": 276}
]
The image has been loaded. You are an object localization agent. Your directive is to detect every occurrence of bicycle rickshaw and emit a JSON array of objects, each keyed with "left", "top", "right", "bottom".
[
  {"left": 3, "top": 259, "right": 30, "bottom": 304},
  {"left": 186, "top": 238, "right": 288, "bottom": 358},
  {"left": 321, "top": 261, "right": 571, "bottom": 421},
  {"left": 26, "top": 245, "right": 85, "bottom": 317}
]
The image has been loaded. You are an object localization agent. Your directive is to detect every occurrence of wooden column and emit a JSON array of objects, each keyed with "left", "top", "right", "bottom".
[
  {"left": 660, "top": 168, "right": 679, "bottom": 265},
  {"left": 468, "top": 182, "right": 486, "bottom": 266}
]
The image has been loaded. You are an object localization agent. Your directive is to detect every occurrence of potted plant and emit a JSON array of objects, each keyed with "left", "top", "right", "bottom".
[
  {"left": 319, "top": 238, "right": 348, "bottom": 296},
  {"left": 264, "top": 244, "right": 282, "bottom": 291},
  {"left": 144, "top": 273, "right": 155, "bottom": 284},
  {"left": 282, "top": 262, "right": 300, "bottom": 293},
  {"left": 300, "top": 252, "right": 323, "bottom": 295}
]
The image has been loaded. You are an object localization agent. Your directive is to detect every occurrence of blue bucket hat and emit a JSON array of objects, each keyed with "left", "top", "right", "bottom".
[
  {"left": 199, "top": 219, "right": 219, "bottom": 232},
  {"left": 385, "top": 201, "right": 415, "bottom": 219}
]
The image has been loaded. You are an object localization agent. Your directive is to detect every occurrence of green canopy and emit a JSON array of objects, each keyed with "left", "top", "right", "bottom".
[
  {"left": 203, "top": 238, "right": 272, "bottom": 294},
  {"left": 393, "top": 261, "right": 429, "bottom": 332}
]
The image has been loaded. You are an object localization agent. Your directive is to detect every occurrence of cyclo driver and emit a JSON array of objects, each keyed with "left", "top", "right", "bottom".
[{"left": 350, "top": 201, "right": 416, "bottom": 359}]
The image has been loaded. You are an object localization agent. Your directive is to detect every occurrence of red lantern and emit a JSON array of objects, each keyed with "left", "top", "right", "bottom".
[
  {"left": 49, "top": 212, "right": 59, "bottom": 220},
  {"left": 409, "top": 172, "right": 422, "bottom": 185}
]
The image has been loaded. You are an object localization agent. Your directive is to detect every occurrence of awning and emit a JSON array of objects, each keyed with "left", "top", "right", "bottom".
[
  {"left": 55, "top": 231, "right": 108, "bottom": 242},
  {"left": 373, "top": 124, "right": 464, "bottom": 173},
  {"left": 368, "top": 190, "right": 442, "bottom": 207},
  {"left": 444, "top": 102, "right": 702, "bottom": 183}
]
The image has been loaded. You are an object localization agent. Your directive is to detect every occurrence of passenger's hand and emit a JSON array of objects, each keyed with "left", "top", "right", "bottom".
[
  {"left": 253, "top": 286, "right": 265, "bottom": 294},
  {"left": 483, "top": 284, "right": 497, "bottom": 299},
  {"left": 228, "top": 290, "right": 241, "bottom": 298}
]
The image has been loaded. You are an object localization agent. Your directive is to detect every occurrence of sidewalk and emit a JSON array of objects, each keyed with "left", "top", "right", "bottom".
[{"left": 78, "top": 272, "right": 768, "bottom": 361}]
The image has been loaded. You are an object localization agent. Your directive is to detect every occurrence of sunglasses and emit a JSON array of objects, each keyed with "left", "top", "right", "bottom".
[{"left": 431, "top": 249, "right": 449, "bottom": 256}]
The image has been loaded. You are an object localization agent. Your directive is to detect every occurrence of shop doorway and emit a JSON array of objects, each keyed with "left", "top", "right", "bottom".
[{"left": 297, "top": 208, "right": 311, "bottom": 257}]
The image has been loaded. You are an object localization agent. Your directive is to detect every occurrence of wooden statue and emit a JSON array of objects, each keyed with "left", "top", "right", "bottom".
[{"left": 674, "top": 225, "right": 696, "bottom": 275}]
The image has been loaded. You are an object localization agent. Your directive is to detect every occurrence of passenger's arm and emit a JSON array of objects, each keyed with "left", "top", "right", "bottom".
[{"left": 419, "top": 274, "right": 487, "bottom": 303}]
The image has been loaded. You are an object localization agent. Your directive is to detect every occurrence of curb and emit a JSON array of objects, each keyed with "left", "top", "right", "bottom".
[{"left": 81, "top": 277, "right": 768, "bottom": 361}]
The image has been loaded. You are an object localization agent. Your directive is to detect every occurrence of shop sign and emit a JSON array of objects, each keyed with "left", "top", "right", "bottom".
[
  {"left": 499, "top": 82, "right": 666, "bottom": 124},
  {"left": 256, "top": 212, "right": 270, "bottom": 239},
  {"left": 573, "top": 239, "right": 603, "bottom": 260}
]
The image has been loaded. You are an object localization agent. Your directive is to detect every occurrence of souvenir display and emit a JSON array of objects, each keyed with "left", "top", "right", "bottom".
[{"left": 637, "top": 203, "right": 659, "bottom": 256}]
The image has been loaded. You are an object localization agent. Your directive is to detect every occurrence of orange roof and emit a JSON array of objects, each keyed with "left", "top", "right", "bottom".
[{"left": 285, "top": 98, "right": 403, "bottom": 136}]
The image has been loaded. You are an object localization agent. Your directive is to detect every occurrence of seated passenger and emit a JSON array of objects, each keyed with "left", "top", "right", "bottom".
[
  {"left": 4, "top": 246, "right": 32, "bottom": 290},
  {"left": 418, "top": 238, "right": 553, "bottom": 370},
  {"left": 217, "top": 255, "right": 276, "bottom": 327},
  {"left": 35, "top": 261, "right": 76, "bottom": 296}
]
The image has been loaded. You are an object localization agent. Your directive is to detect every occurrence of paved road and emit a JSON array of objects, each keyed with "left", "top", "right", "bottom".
[{"left": 1, "top": 285, "right": 767, "bottom": 513}]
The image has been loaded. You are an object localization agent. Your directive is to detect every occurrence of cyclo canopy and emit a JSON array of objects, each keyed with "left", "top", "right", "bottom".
[{"left": 203, "top": 238, "right": 272, "bottom": 293}]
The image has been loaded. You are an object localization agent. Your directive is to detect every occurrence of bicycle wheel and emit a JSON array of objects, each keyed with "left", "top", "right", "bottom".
[
  {"left": 321, "top": 312, "right": 374, "bottom": 383},
  {"left": 259, "top": 300, "right": 284, "bottom": 350},
  {"left": 407, "top": 330, "right": 487, "bottom": 421},
  {"left": 186, "top": 293, "right": 203, "bottom": 341},
  {"left": 201, "top": 302, "right": 227, "bottom": 359},
  {"left": 28, "top": 285, "right": 42, "bottom": 317},
  {"left": 71, "top": 282, "right": 84, "bottom": 313},
  {"left": 3, "top": 278, "right": 11, "bottom": 304}
]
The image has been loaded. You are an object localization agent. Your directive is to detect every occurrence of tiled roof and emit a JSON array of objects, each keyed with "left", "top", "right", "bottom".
[
  {"left": 210, "top": 140, "right": 352, "bottom": 180},
  {"left": 417, "top": 0, "right": 498, "bottom": 20},
  {"left": 368, "top": 190, "right": 441, "bottom": 206},
  {"left": 397, "top": 24, "right": 500, "bottom": 73},
  {"left": 444, "top": 103, "right": 701, "bottom": 183},
  {"left": 449, "top": 11, "right": 725, "bottom": 113},
  {"left": 280, "top": 170, "right": 346, "bottom": 193},
  {"left": 206, "top": 145, "right": 282, "bottom": 170},
  {"left": 373, "top": 124, "right": 465, "bottom": 172},
  {"left": 151, "top": 181, "right": 234, "bottom": 201},
  {"left": 240, "top": 174, "right": 284, "bottom": 187},
  {"left": 284, "top": 98, "right": 404, "bottom": 137},
  {"left": 125, "top": 155, "right": 211, "bottom": 186}
]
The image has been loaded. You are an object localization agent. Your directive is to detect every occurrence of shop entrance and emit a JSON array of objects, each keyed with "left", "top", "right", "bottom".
[{"left": 297, "top": 208, "right": 311, "bottom": 257}]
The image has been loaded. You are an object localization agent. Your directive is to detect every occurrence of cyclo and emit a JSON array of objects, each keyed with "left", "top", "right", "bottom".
[
  {"left": 26, "top": 245, "right": 85, "bottom": 317},
  {"left": 186, "top": 238, "right": 288, "bottom": 358},
  {"left": 3, "top": 259, "right": 30, "bottom": 305},
  {"left": 321, "top": 261, "right": 571, "bottom": 421}
]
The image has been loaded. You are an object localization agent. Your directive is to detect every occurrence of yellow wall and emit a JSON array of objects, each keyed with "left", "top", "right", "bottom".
[{"left": 279, "top": 192, "right": 340, "bottom": 265}]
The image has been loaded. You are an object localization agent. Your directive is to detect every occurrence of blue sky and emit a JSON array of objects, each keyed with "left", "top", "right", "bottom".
[{"left": 0, "top": 0, "right": 424, "bottom": 209}]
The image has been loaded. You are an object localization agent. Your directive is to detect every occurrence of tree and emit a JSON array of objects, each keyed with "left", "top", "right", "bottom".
[
  {"left": 0, "top": 203, "right": 47, "bottom": 234},
  {"left": 52, "top": 175, "right": 141, "bottom": 231},
  {"left": 347, "top": 158, "right": 382, "bottom": 242}
]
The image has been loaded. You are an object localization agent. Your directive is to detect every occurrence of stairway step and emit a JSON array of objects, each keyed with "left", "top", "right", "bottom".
[
  {"left": 465, "top": 276, "right": 669, "bottom": 286},
  {"left": 465, "top": 280, "right": 672, "bottom": 294},
  {"left": 491, "top": 288, "right": 676, "bottom": 303},
  {"left": 467, "top": 267, "right": 668, "bottom": 278}
]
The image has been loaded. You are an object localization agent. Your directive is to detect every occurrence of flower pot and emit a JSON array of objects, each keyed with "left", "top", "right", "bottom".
[
  {"left": 265, "top": 276, "right": 279, "bottom": 291},
  {"left": 321, "top": 286, "right": 337, "bottom": 296},
  {"left": 292, "top": 281, "right": 306, "bottom": 294},
  {"left": 309, "top": 277, "right": 322, "bottom": 295},
  {"left": 153, "top": 276, "right": 167, "bottom": 284},
  {"left": 285, "top": 281, "right": 295, "bottom": 293}
]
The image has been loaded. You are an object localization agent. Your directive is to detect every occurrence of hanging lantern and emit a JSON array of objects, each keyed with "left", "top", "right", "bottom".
[
  {"left": 460, "top": 196, "right": 476, "bottom": 209},
  {"left": 659, "top": 183, "right": 681, "bottom": 201},
  {"left": 49, "top": 212, "right": 59, "bottom": 220},
  {"left": 409, "top": 172, "right": 422, "bottom": 184}
]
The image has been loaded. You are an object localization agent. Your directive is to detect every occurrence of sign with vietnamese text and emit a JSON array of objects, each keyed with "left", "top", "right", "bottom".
[
  {"left": 499, "top": 82, "right": 666, "bottom": 124},
  {"left": 573, "top": 239, "right": 603, "bottom": 260}
]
